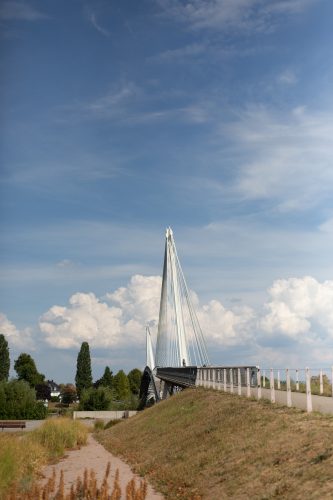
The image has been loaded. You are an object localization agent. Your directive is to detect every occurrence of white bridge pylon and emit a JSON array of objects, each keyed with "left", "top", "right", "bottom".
[{"left": 154, "top": 227, "right": 210, "bottom": 368}]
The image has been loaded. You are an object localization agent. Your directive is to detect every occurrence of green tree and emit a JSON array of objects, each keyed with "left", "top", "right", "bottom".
[
  {"left": 0, "top": 379, "right": 47, "bottom": 419},
  {"left": 75, "top": 342, "right": 92, "bottom": 397},
  {"left": 101, "top": 366, "right": 113, "bottom": 388},
  {"left": 79, "top": 386, "right": 113, "bottom": 411},
  {"left": 113, "top": 370, "right": 131, "bottom": 400},
  {"left": 14, "top": 353, "right": 44, "bottom": 387},
  {"left": 94, "top": 366, "right": 113, "bottom": 389},
  {"left": 0, "top": 334, "right": 10, "bottom": 382},
  {"left": 127, "top": 368, "right": 142, "bottom": 395}
]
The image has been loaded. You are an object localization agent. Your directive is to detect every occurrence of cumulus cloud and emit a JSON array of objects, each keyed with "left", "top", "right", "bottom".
[
  {"left": 39, "top": 275, "right": 162, "bottom": 349},
  {"left": 38, "top": 274, "right": 255, "bottom": 351},
  {"left": 261, "top": 276, "right": 333, "bottom": 341},
  {"left": 2, "top": 272, "right": 333, "bottom": 370},
  {"left": 195, "top": 298, "right": 255, "bottom": 346},
  {"left": 0, "top": 313, "right": 33, "bottom": 349}
]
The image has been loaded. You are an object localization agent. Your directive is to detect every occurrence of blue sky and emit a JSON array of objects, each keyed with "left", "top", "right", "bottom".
[{"left": 1, "top": 0, "right": 333, "bottom": 383}]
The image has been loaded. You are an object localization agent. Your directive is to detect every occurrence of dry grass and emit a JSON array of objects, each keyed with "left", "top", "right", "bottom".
[
  {"left": 29, "top": 417, "right": 88, "bottom": 460},
  {"left": 97, "top": 388, "right": 333, "bottom": 499},
  {"left": 0, "top": 418, "right": 88, "bottom": 498},
  {"left": 4, "top": 462, "right": 147, "bottom": 499}
]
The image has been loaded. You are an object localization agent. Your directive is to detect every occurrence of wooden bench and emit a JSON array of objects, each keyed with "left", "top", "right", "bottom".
[{"left": 0, "top": 421, "right": 26, "bottom": 430}]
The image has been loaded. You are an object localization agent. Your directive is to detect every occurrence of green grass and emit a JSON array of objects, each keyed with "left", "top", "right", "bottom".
[{"left": 96, "top": 388, "right": 333, "bottom": 499}]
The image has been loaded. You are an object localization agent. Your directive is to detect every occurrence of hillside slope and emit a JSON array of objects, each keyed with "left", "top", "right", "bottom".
[{"left": 97, "top": 388, "right": 333, "bottom": 499}]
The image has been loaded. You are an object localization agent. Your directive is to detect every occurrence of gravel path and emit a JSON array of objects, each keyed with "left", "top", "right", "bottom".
[{"left": 40, "top": 434, "right": 163, "bottom": 499}]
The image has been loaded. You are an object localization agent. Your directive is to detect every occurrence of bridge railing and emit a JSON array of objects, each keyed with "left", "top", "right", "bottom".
[{"left": 196, "top": 366, "right": 333, "bottom": 413}]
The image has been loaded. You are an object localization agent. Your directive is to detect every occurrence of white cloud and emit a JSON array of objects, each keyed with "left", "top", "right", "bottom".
[
  {"left": 38, "top": 274, "right": 256, "bottom": 351},
  {"left": 197, "top": 299, "right": 255, "bottom": 346},
  {"left": 39, "top": 275, "right": 162, "bottom": 350},
  {"left": 0, "top": 1, "right": 47, "bottom": 21},
  {"left": 89, "top": 13, "right": 110, "bottom": 37},
  {"left": 277, "top": 69, "right": 298, "bottom": 85},
  {"left": 261, "top": 276, "right": 333, "bottom": 341},
  {"left": 223, "top": 106, "right": 333, "bottom": 210},
  {"left": 150, "top": 42, "right": 207, "bottom": 62},
  {"left": 106, "top": 275, "right": 162, "bottom": 327},
  {"left": 6, "top": 272, "right": 333, "bottom": 367},
  {"left": 157, "top": 0, "right": 317, "bottom": 32},
  {"left": 0, "top": 313, "right": 33, "bottom": 349}
]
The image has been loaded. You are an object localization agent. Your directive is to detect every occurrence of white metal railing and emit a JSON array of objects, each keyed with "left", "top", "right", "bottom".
[{"left": 196, "top": 366, "right": 333, "bottom": 413}]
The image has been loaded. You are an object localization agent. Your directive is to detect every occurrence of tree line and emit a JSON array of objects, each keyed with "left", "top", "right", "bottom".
[{"left": 0, "top": 334, "right": 143, "bottom": 417}]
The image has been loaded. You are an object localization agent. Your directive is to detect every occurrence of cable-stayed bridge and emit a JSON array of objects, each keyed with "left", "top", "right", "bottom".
[
  {"left": 139, "top": 227, "right": 255, "bottom": 407},
  {"left": 139, "top": 228, "right": 333, "bottom": 415}
]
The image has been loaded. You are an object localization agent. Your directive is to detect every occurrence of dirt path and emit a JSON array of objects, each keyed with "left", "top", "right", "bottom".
[{"left": 40, "top": 434, "right": 163, "bottom": 499}]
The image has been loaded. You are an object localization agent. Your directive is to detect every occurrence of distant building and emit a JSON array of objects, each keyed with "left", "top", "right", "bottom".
[{"left": 47, "top": 380, "right": 61, "bottom": 398}]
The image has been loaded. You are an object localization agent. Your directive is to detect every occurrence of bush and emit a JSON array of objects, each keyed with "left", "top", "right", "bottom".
[
  {"left": 79, "top": 386, "right": 113, "bottom": 410},
  {"left": 0, "top": 380, "right": 48, "bottom": 419},
  {"left": 29, "top": 418, "right": 88, "bottom": 459}
]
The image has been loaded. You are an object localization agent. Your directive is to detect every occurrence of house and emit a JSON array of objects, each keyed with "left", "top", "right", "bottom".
[{"left": 47, "top": 380, "right": 61, "bottom": 398}]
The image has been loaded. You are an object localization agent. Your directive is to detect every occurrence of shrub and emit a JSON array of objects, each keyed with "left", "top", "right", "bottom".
[
  {"left": 79, "top": 386, "right": 113, "bottom": 411},
  {"left": 29, "top": 418, "right": 88, "bottom": 459},
  {"left": 0, "top": 379, "right": 48, "bottom": 419}
]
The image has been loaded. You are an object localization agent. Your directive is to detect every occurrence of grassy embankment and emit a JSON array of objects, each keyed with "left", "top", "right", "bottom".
[
  {"left": 97, "top": 387, "right": 333, "bottom": 499},
  {"left": 0, "top": 418, "right": 88, "bottom": 498}
]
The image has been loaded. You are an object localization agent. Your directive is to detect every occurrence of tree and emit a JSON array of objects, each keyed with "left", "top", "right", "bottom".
[
  {"left": 0, "top": 379, "right": 47, "bottom": 419},
  {"left": 14, "top": 353, "right": 44, "bottom": 387},
  {"left": 113, "top": 370, "right": 131, "bottom": 400},
  {"left": 75, "top": 342, "right": 92, "bottom": 397},
  {"left": 127, "top": 368, "right": 142, "bottom": 395},
  {"left": 0, "top": 334, "right": 10, "bottom": 382},
  {"left": 61, "top": 384, "right": 77, "bottom": 405},
  {"left": 35, "top": 383, "right": 51, "bottom": 401},
  {"left": 79, "top": 386, "right": 113, "bottom": 411},
  {"left": 94, "top": 366, "right": 113, "bottom": 389}
]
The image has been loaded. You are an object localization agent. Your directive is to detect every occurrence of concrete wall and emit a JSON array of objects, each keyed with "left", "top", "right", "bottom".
[{"left": 73, "top": 410, "right": 137, "bottom": 420}]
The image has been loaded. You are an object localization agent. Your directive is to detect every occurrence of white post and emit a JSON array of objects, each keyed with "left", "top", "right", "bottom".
[
  {"left": 286, "top": 368, "right": 292, "bottom": 407},
  {"left": 211, "top": 368, "right": 215, "bottom": 389},
  {"left": 218, "top": 369, "right": 222, "bottom": 391},
  {"left": 263, "top": 370, "right": 266, "bottom": 388},
  {"left": 230, "top": 368, "right": 234, "bottom": 394},
  {"left": 238, "top": 368, "right": 242, "bottom": 396},
  {"left": 277, "top": 370, "right": 281, "bottom": 390},
  {"left": 296, "top": 369, "right": 299, "bottom": 391},
  {"left": 320, "top": 369, "right": 323, "bottom": 395},
  {"left": 270, "top": 368, "right": 275, "bottom": 403},
  {"left": 257, "top": 367, "right": 262, "bottom": 400},
  {"left": 246, "top": 368, "right": 251, "bottom": 398},
  {"left": 223, "top": 368, "right": 227, "bottom": 392},
  {"left": 306, "top": 367, "right": 312, "bottom": 413}
]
